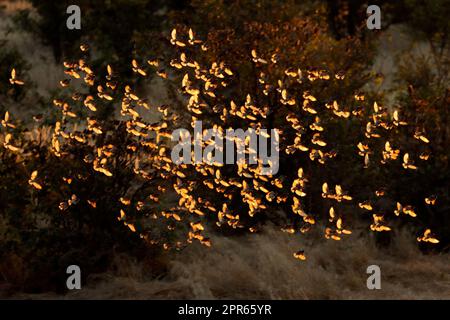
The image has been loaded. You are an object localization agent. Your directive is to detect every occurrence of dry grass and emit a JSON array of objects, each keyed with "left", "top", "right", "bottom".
[{"left": 11, "top": 225, "right": 450, "bottom": 300}]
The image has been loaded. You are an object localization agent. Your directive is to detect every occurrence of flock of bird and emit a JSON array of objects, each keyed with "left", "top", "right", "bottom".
[{"left": 1, "top": 28, "right": 440, "bottom": 261}]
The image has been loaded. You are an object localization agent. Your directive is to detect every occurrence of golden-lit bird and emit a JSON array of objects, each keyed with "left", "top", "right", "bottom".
[
  {"left": 28, "top": 170, "right": 43, "bottom": 190},
  {"left": 425, "top": 195, "right": 437, "bottom": 205},
  {"left": 9, "top": 68, "right": 25, "bottom": 85},
  {"left": 402, "top": 153, "right": 417, "bottom": 170},
  {"left": 417, "top": 229, "right": 439, "bottom": 244},
  {"left": 370, "top": 214, "right": 391, "bottom": 232},
  {"left": 293, "top": 250, "right": 306, "bottom": 261},
  {"left": 359, "top": 201, "right": 373, "bottom": 211},
  {"left": 414, "top": 129, "right": 430, "bottom": 144},
  {"left": 2, "top": 111, "right": 16, "bottom": 128}
]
